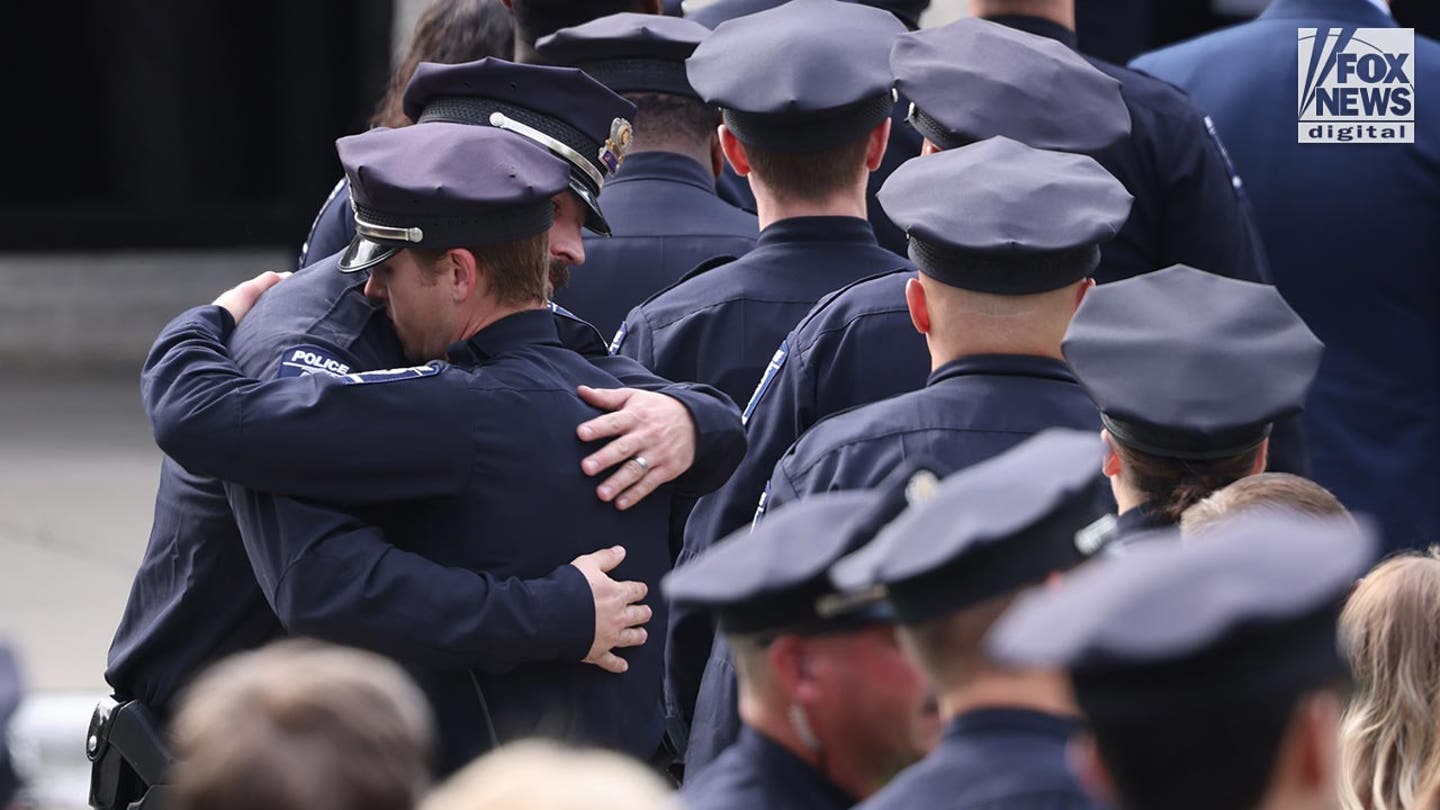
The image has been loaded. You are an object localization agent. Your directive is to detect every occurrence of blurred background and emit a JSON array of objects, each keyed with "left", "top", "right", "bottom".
[{"left": 1, "top": 0, "right": 1436, "bottom": 807}]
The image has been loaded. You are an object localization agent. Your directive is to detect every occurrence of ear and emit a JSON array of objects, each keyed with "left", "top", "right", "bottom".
[
  {"left": 719, "top": 125, "right": 750, "bottom": 176},
  {"left": 905, "top": 276, "right": 931, "bottom": 336},
  {"left": 1252, "top": 438, "right": 1270, "bottom": 475},
  {"left": 1100, "top": 429, "right": 1123, "bottom": 480},
  {"left": 1068, "top": 734, "right": 1119, "bottom": 806},
  {"left": 709, "top": 135, "right": 725, "bottom": 179},
  {"left": 1073, "top": 278, "right": 1096, "bottom": 311},
  {"left": 766, "top": 636, "right": 807, "bottom": 701},
  {"left": 920, "top": 138, "right": 941, "bottom": 156},
  {"left": 444, "top": 248, "right": 482, "bottom": 302},
  {"left": 865, "top": 117, "right": 893, "bottom": 171},
  {"left": 1292, "top": 691, "right": 1342, "bottom": 794}
]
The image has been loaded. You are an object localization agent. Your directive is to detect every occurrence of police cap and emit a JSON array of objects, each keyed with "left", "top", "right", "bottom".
[
  {"left": 878, "top": 137, "right": 1132, "bottom": 294},
  {"left": 336, "top": 124, "right": 570, "bottom": 272},
  {"left": 1062, "top": 265, "right": 1324, "bottom": 460},
  {"left": 535, "top": 13, "right": 710, "bottom": 98},
  {"left": 893, "top": 17, "right": 1130, "bottom": 153},
  {"left": 402, "top": 58, "right": 637, "bottom": 235},
  {"left": 832, "top": 430, "right": 1114, "bottom": 625},
  {"left": 686, "top": 0, "right": 905, "bottom": 153},
  {"left": 663, "top": 459, "right": 935, "bottom": 636},
  {"left": 988, "top": 513, "right": 1375, "bottom": 720}
]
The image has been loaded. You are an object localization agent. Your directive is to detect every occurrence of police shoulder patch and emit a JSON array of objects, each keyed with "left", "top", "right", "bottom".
[
  {"left": 339, "top": 363, "right": 445, "bottom": 385},
  {"left": 741, "top": 341, "right": 789, "bottom": 425},
  {"left": 276, "top": 344, "right": 355, "bottom": 379}
]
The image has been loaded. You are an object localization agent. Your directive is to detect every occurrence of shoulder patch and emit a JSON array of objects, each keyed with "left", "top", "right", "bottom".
[
  {"left": 277, "top": 345, "right": 354, "bottom": 379},
  {"left": 741, "top": 341, "right": 789, "bottom": 425},
  {"left": 338, "top": 363, "right": 445, "bottom": 385}
]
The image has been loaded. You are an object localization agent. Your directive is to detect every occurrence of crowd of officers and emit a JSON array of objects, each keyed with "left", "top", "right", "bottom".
[{"left": 85, "top": 0, "right": 1440, "bottom": 809}]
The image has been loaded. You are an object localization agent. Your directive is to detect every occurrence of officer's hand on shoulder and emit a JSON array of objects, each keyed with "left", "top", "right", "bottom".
[
  {"left": 213, "top": 271, "right": 290, "bottom": 323},
  {"left": 576, "top": 386, "right": 697, "bottom": 510},
  {"left": 570, "top": 545, "right": 652, "bottom": 674}
]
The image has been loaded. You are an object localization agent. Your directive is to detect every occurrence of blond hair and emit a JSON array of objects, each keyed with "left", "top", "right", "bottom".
[
  {"left": 1181, "top": 472, "right": 1351, "bottom": 536},
  {"left": 171, "top": 639, "right": 433, "bottom": 810},
  {"left": 1339, "top": 550, "right": 1440, "bottom": 810},
  {"left": 420, "top": 740, "right": 672, "bottom": 810}
]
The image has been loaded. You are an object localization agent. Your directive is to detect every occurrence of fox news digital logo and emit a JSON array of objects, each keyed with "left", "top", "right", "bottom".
[{"left": 1298, "top": 27, "right": 1414, "bottom": 143}]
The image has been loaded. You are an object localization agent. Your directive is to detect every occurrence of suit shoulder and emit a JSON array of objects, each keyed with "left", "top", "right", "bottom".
[
  {"left": 791, "top": 269, "right": 913, "bottom": 346},
  {"left": 784, "top": 390, "right": 927, "bottom": 469},
  {"left": 631, "top": 254, "right": 743, "bottom": 314}
]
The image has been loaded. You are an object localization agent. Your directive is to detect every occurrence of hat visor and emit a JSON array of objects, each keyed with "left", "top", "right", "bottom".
[
  {"left": 569, "top": 178, "right": 611, "bottom": 237},
  {"left": 338, "top": 235, "right": 400, "bottom": 273}
]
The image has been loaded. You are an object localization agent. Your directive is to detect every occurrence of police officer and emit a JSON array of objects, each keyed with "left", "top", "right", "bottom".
[
  {"left": 141, "top": 123, "right": 687, "bottom": 771},
  {"left": 989, "top": 512, "right": 1375, "bottom": 810},
  {"left": 612, "top": 0, "right": 909, "bottom": 410},
  {"left": 663, "top": 478, "right": 940, "bottom": 802},
  {"left": 1062, "top": 265, "right": 1323, "bottom": 544},
  {"left": 760, "top": 138, "right": 1131, "bottom": 513},
  {"left": 1132, "top": 0, "right": 1440, "bottom": 552},
  {"left": 685, "top": 0, "right": 929, "bottom": 256},
  {"left": 104, "top": 64, "right": 746, "bottom": 786},
  {"left": 832, "top": 430, "right": 1114, "bottom": 810},
  {"left": 300, "top": 54, "right": 631, "bottom": 269},
  {"left": 682, "top": 15, "right": 1302, "bottom": 645},
  {"left": 536, "top": 14, "right": 759, "bottom": 336},
  {"left": 674, "top": 23, "right": 1129, "bottom": 731}
]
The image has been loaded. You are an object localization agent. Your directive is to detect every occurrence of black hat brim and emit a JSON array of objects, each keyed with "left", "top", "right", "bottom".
[{"left": 338, "top": 236, "right": 400, "bottom": 273}]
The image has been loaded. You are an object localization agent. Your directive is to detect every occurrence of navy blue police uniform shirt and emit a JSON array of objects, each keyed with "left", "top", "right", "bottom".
[
  {"left": 106, "top": 249, "right": 744, "bottom": 732},
  {"left": 682, "top": 12, "right": 1302, "bottom": 598},
  {"left": 553, "top": 152, "right": 759, "bottom": 337},
  {"left": 856, "top": 709, "right": 1094, "bottom": 810},
  {"left": 141, "top": 304, "right": 680, "bottom": 770},
  {"left": 1131, "top": 0, "right": 1440, "bottom": 551},
  {"left": 682, "top": 726, "right": 856, "bottom": 810},
  {"left": 611, "top": 216, "right": 911, "bottom": 410},
  {"left": 763, "top": 355, "right": 1101, "bottom": 514}
]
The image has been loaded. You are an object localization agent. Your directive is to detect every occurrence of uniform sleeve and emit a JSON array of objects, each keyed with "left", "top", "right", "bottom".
[
  {"left": 142, "top": 305, "right": 476, "bottom": 503},
  {"left": 667, "top": 335, "right": 810, "bottom": 729},
  {"left": 227, "top": 485, "right": 594, "bottom": 670},
  {"left": 588, "top": 350, "right": 747, "bottom": 498},
  {"left": 1150, "top": 100, "right": 1272, "bottom": 284},
  {"left": 297, "top": 178, "right": 356, "bottom": 269},
  {"left": 683, "top": 635, "right": 742, "bottom": 776},
  {"left": 686, "top": 333, "right": 811, "bottom": 559}
]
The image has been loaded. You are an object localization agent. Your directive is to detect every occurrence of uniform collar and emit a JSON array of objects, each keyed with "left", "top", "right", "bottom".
[
  {"left": 609, "top": 151, "right": 718, "bottom": 193},
  {"left": 756, "top": 216, "right": 878, "bottom": 250},
  {"left": 1260, "top": 0, "right": 1394, "bottom": 25},
  {"left": 737, "top": 727, "right": 856, "bottom": 808},
  {"left": 945, "top": 707, "right": 1080, "bottom": 741},
  {"left": 927, "top": 354, "right": 1078, "bottom": 388},
  {"left": 447, "top": 308, "right": 562, "bottom": 365},
  {"left": 983, "top": 14, "right": 1079, "bottom": 51},
  {"left": 1115, "top": 501, "right": 1175, "bottom": 538}
]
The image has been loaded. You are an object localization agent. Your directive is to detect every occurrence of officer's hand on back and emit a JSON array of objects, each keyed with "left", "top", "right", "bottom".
[
  {"left": 575, "top": 386, "right": 697, "bottom": 510},
  {"left": 570, "top": 545, "right": 652, "bottom": 674},
  {"left": 212, "top": 271, "right": 291, "bottom": 323}
]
